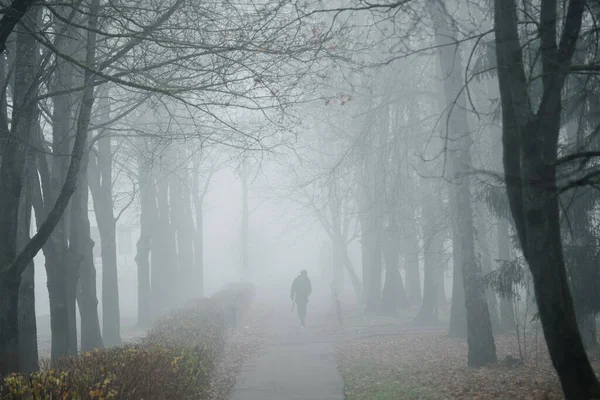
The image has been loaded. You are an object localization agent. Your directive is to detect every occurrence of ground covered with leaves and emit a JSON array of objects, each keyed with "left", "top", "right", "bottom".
[
  {"left": 337, "top": 328, "right": 600, "bottom": 399},
  {"left": 206, "top": 302, "right": 270, "bottom": 400}
]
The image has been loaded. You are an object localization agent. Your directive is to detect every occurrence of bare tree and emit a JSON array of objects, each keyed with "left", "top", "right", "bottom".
[{"left": 494, "top": 0, "right": 600, "bottom": 396}]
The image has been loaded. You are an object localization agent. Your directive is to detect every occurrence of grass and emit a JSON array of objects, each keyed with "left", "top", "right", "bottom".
[{"left": 342, "top": 359, "right": 435, "bottom": 400}]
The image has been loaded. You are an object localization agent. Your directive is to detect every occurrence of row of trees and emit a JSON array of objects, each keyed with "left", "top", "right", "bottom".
[
  {"left": 0, "top": 0, "right": 333, "bottom": 375},
  {"left": 1, "top": 0, "right": 600, "bottom": 398},
  {"left": 280, "top": 0, "right": 600, "bottom": 398}
]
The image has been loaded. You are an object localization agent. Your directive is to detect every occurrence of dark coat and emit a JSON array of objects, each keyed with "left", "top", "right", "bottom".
[{"left": 291, "top": 274, "right": 312, "bottom": 303}]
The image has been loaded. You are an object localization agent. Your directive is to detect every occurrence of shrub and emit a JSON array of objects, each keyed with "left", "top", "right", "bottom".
[
  {"left": 146, "top": 298, "right": 227, "bottom": 365},
  {"left": 208, "top": 283, "right": 255, "bottom": 329},
  {"left": 0, "top": 284, "right": 254, "bottom": 400},
  {"left": 1, "top": 344, "right": 214, "bottom": 399}
]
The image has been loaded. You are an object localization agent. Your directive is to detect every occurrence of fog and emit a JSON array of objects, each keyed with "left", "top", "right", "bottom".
[
  {"left": 1, "top": 0, "right": 599, "bottom": 398},
  {"left": 33, "top": 163, "right": 339, "bottom": 319}
]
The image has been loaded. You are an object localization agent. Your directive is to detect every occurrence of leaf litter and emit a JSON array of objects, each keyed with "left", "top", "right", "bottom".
[
  {"left": 206, "top": 303, "right": 270, "bottom": 400},
  {"left": 336, "top": 329, "right": 600, "bottom": 399}
]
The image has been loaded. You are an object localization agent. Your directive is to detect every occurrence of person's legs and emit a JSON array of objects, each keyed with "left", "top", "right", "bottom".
[{"left": 297, "top": 301, "right": 307, "bottom": 327}]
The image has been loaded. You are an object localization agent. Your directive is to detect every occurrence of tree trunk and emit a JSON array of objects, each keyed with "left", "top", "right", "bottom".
[
  {"left": 17, "top": 97, "right": 39, "bottom": 375},
  {"left": 340, "top": 241, "right": 363, "bottom": 300},
  {"left": 99, "top": 219, "right": 120, "bottom": 346},
  {"left": 135, "top": 149, "right": 155, "bottom": 325},
  {"left": 435, "top": 262, "right": 446, "bottom": 306},
  {"left": 430, "top": 0, "right": 497, "bottom": 366},
  {"left": 360, "top": 237, "right": 369, "bottom": 305},
  {"left": 18, "top": 263, "right": 37, "bottom": 373},
  {"left": 2, "top": 2, "right": 98, "bottom": 369},
  {"left": 475, "top": 203, "right": 501, "bottom": 332},
  {"left": 381, "top": 227, "right": 408, "bottom": 315},
  {"left": 0, "top": 273, "right": 20, "bottom": 375},
  {"left": 328, "top": 183, "right": 347, "bottom": 296},
  {"left": 415, "top": 196, "right": 443, "bottom": 324},
  {"left": 494, "top": 0, "right": 600, "bottom": 396},
  {"left": 193, "top": 200, "right": 205, "bottom": 298},
  {"left": 0, "top": 8, "right": 39, "bottom": 374},
  {"left": 73, "top": 152, "right": 103, "bottom": 352},
  {"left": 65, "top": 249, "right": 79, "bottom": 356},
  {"left": 561, "top": 59, "right": 598, "bottom": 350},
  {"left": 241, "top": 161, "right": 249, "bottom": 282},
  {"left": 578, "top": 313, "right": 597, "bottom": 350},
  {"left": 33, "top": 156, "right": 71, "bottom": 362},
  {"left": 497, "top": 217, "right": 516, "bottom": 331},
  {"left": 357, "top": 185, "right": 382, "bottom": 314},
  {"left": 448, "top": 232, "right": 467, "bottom": 337},
  {"left": 0, "top": 47, "right": 7, "bottom": 163},
  {"left": 170, "top": 148, "right": 195, "bottom": 302},
  {"left": 363, "top": 223, "right": 382, "bottom": 315},
  {"left": 191, "top": 156, "right": 215, "bottom": 299},
  {"left": 88, "top": 115, "right": 121, "bottom": 347},
  {"left": 492, "top": 109, "right": 516, "bottom": 332},
  {"left": 152, "top": 169, "right": 174, "bottom": 316},
  {"left": 401, "top": 205, "right": 422, "bottom": 306},
  {"left": 31, "top": 154, "right": 71, "bottom": 361},
  {"left": 47, "top": 7, "right": 77, "bottom": 361},
  {"left": 332, "top": 237, "right": 345, "bottom": 294}
]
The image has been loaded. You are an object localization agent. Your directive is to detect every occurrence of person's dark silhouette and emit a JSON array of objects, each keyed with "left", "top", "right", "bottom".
[{"left": 291, "top": 270, "right": 312, "bottom": 327}]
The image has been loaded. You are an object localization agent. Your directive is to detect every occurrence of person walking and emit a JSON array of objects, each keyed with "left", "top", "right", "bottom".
[{"left": 291, "top": 270, "right": 312, "bottom": 328}]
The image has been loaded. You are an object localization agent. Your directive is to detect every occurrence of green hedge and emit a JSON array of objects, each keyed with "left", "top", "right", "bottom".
[{"left": 0, "top": 284, "right": 255, "bottom": 400}]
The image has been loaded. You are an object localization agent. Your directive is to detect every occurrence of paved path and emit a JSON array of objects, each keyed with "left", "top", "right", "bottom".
[{"left": 229, "top": 290, "right": 345, "bottom": 400}]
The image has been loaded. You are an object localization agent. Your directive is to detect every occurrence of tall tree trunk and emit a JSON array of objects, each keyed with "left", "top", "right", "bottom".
[
  {"left": 561, "top": 56, "right": 598, "bottom": 350},
  {"left": 435, "top": 261, "right": 446, "bottom": 305},
  {"left": 65, "top": 241, "right": 79, "bottom": 356},
  {"left": 401, "top": 205, "right": 422, "bottom": 306},
  {"left": 1, "top": 1, "right": 98, "bottom": 370},
  {"left": 363, "top": 218, "right": 382, "bottom": 315},
  {"left": 99, "top": 217, "right": 120, "bottom": 346},
  {"left": 577, "top": 313, "right": 597, "bottom": 350},
  {"left": 135, "top": 149, "right": 155, "bottom": 325},
  {"left": 332, "top": 237, "right": 345, "bottom": 294},
  {"left": 0, "top": 8, "right": 39, "bottom": 374},
  {"left": 357, "top": 186, "right": 382, "bottom": 313},
  {"left": 328, "top": 183, "right": 346, "bottom": 295},
  {"left": 73, "top": 151, "right": 103, "bottom": 352},
  {"left": 339, "top": 240, "right": 363, "bottom": 300},
  {"left": 381, "top": 227, "right": 408, "bottom": 315},
  {"left": 170, "top": 148, "right": 195, "bottom": 302},
  {"left": 415, "top": 187, "right": 444, "bottom": 324},
  {"left": 0, "top": 49, "right": 7, "bottom": 163},
  {"left": 430, "top": 0, "right": 497, "bottom": 366},
  {"left": 152, "top": 168, "right": 174, "bottom": 316},
  {"left": 193, "top": 200, "right": 205, "bottom": 297},
  {"left": 497, "top": 217, "right": 516, "bottom": 331},
  {"left": 191, "top": 155, "right": 215, "bottom": 299},
  {"left": 475, "top": 203, "right": 501, "bottom": 332},
  {"left": 88, "top": 102, "right": 121, "bottom": 347},
  {"left": 415, "top": 229, "right": 442, "bottom": 323},
  {"left": 47, "top": 7, "right": 78, "bottom": 361},
  {"left": 241, "top": 161, "right": 249, "bottom": 282},
  {"left": 490, "top": 88, "right": 516, "bottom": 332},
  {"left": 360, "top": 234, "right": 370, "bottom": 305},
  {"left": 448, "top": 226, "right": 467, "bottom": 337},
  {"left": 18, "top": 153, "right": 38, "bottom": 373},
  {"left": 180, "top": 161, "right": 196, "bottom": 300},
  {"left": 31, "top": 151, "right": 69, "bottom": 362},
  {"left": 494, "top": 0, "right": 600, "bottom": 396}
]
